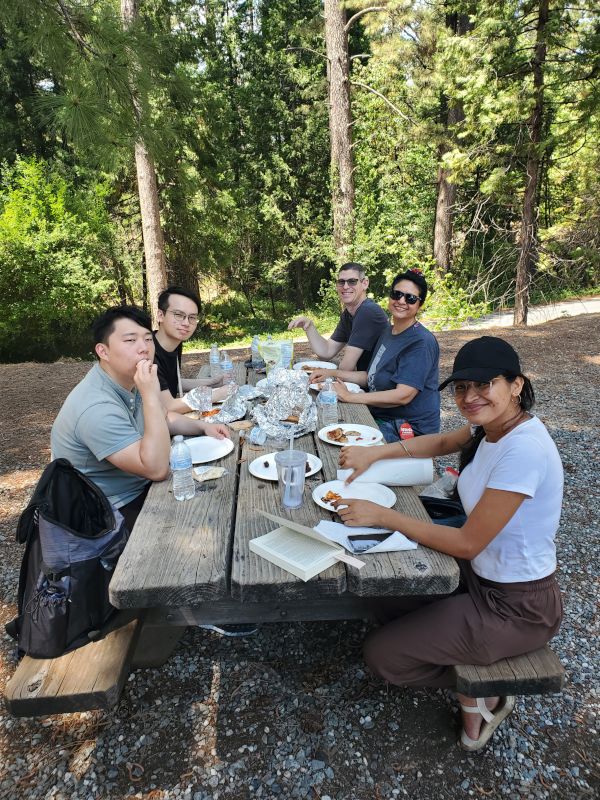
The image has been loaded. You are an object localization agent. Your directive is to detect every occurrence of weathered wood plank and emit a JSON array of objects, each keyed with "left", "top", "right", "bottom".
[
  {"left": 5, "top": 620, "right": 140, "bottom": 717},
  {"left": 110, "top": 434, "right": 240, "bottom": 609},
  {"left": 452, "top": 646, "right": 565, "bottom": 696},
  {"left": 231, "top": 432, "right": 347, "bottom": 602}
]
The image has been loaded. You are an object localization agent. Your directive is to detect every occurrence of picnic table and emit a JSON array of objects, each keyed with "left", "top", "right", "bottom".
[{"left": 109, "top": 361, "right": 459, "bottom": 665}]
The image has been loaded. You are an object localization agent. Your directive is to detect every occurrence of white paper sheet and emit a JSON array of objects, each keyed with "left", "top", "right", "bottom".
[{"left": 314, "top": 520, "right": 418, "bottom": 554}]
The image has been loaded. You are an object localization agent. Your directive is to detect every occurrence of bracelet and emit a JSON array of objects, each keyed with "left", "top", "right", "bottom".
[{"left": 399, "top": 439, "right": 413, "bottom": 458}]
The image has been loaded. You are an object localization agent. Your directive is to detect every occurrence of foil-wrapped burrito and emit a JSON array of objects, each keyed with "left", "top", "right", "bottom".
[{"left": 251, "top": 370, "right": 316, "bottom": 437}]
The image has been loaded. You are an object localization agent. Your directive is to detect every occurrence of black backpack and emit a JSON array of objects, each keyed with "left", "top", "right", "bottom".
[{"left": 5, "top": 459, "right": 129, "bottom": 658}]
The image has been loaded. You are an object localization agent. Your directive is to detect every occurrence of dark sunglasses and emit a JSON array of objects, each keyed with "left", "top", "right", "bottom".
[
  {"left": 336, "top": 278, "right": 361, "bottom": 287},
  {"left": 389, "top": 289, "right": 421, "bottom": 305}
]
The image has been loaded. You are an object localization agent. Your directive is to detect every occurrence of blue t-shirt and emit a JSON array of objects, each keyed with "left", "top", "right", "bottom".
[
  {"left": 366, "top": 322, "right": 440, "bottom": 433},
  {"left": 51, "top": 363, "right": 150, "bottom": 507}
]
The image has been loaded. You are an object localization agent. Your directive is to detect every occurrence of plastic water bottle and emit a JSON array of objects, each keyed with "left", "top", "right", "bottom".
[
  {"left": 251, "top": 335, "right": 261, "bottom": 367},
  {"left": 221, "top": 356, "right": 235, "bottom": 385},
  {"left": 318, "top": 378, "right": 338, "bottom": 426},
  {"left": 170, "top": 436, "right": 195, "bottom": 501},
  {"left": 279, "top": 339, "right": 293, "bottom": 369},
  {"left": 209, "top": 344, "right": 221, "bottom": 379}
]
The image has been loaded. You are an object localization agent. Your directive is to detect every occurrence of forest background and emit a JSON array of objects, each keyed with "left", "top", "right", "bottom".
[{"left": 0, "top": 0, "right": 598, "bottom": 362}]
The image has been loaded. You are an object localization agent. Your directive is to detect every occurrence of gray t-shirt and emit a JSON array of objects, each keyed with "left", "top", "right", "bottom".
[
  {"left": 330, "top": 298, "right": 389, "bottom": 371},
  {"left": 51, "top": 363, "right": 149, "bottom": 507},
  {"left": 367, "top": 322, "right": 440, "bottom": 433}
]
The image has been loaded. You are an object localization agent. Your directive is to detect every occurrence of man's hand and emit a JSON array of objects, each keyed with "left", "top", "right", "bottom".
[
  {"left": 212, "top": 385, "right": 232, "bottom": 403},
  {"left": 332, "top": 498, "right": 386, "bottom": 527},
  {"left": 331, "top": 378, "right": 352, "bottom": 402},
  {"left": 288, "top": 316, "right": 314, "bottom": 332},
  {"left": 338, "top": 445, "right": 379, "bottom": 484},
  {"left": 134, "top": 359, "right": 161, "bottom": 400},
  {"left": 309, "top": 368, "right": 337, "bottom": 384},
  {"left": 201, "top": 423, "right": 231, "bottom": 440},
  {"left": 202, "top": 374, "right": 224, "bottom": 388}
]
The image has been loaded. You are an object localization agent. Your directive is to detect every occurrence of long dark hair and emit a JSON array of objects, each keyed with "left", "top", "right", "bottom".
[{"left": 458, "top": 375, "right": 536, "bottom": 473}]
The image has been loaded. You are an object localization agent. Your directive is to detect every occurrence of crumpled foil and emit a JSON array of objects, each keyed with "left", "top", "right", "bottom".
[
  {"left": 206, "top": 389, "right": 248, "bottom": 423},
  {"left": 181, "top": 386, "right": 212, "bottom": 411},
  {"left": 251, "top": 370, "right": 317, "bottom": 438}
]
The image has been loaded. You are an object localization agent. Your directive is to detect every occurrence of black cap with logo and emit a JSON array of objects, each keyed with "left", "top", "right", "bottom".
[{"left": 439, "top": 336, "right": 521, "bottom": 391}]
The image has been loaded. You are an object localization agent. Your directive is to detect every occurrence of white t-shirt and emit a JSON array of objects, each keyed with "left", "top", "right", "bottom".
[{"left": 457, "top": 416, "right": 563, "bottom": 582}]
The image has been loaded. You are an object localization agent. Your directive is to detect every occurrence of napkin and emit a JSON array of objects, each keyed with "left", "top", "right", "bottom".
[
  {"left": 314, "top": 520, "right": 417, "bottom": 554},
  {"left": 337, "top": 457, "right": 434, "bottom": 487}
]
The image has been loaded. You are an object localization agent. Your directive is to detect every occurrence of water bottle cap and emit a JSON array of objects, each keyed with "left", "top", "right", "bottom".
[{"left": 174, "top": 435, "right": 184, "bottom": 442}]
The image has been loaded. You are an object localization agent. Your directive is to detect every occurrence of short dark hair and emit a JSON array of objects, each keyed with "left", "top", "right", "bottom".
[
  {"left": 92, "top": 306, "right": 152, "bottom": 348},
  {"left": 338, "top": 262, "right": 366, "bottom": 280},
  {"left": 158, "top": 285, "right": 201, "bottom": 314},
  {"left": 390, "top": 269, "right": 428, "bottom": 303}
]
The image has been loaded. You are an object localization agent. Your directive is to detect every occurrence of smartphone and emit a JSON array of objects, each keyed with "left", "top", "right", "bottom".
[{"left": 347, "top": 532, "right": 391, "bottom": 553}]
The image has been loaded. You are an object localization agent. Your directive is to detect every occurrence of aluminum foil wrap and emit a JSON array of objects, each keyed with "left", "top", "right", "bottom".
[
  {"left": 251, "top": 370, "right": 316, "bottom": 438},
  {"left": 205, "top": 389, "right": 247, "bottom": 423}
]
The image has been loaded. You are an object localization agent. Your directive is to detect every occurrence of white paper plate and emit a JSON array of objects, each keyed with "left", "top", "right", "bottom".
[
  {"left": 185, "top": 436, "right": 234, "bottom": 464},
  {"left": 293, "top": 360, "right": 336, "bottom": 372},
  {"left": 312, "top": 480, "right": 396, "bottom": 511},
  {"left": 317, "top": 424, "right": 383, "bottom": 447},
  {"left": 309, "top": 381, "right": 363, "bottom": 393},
  {"left": 248, "top": 452, "right": 322, "bottom": 481}
]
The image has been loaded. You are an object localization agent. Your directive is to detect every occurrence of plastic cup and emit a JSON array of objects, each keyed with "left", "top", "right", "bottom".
[{"left": 274, "top": 450, "right": 307, "bottom": 510}]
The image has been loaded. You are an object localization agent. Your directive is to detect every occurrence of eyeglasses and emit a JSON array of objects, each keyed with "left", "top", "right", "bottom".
[
  {"left": 389, "top": 289, "right": 421, "bottom": 305},
  {"left": 336, "top": 278, "right": 362, "bottom": 287},
  {"left": 168, "top": 310, "right": 199, "bottom": 324},
  {"left": 449, "top": 378, "right": 502, "bottom": 397}
]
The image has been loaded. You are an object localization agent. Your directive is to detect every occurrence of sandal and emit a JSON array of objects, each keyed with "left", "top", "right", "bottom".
[{"left": 459, "top": 696, "right": 516, "bottom": 752}]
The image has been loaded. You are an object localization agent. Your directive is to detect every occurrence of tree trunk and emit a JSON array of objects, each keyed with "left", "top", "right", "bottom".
[
  {"left": 514, "top": 0, "right": 548, "bottom": 326},
  {"left": 324, "top": 0, "right": 355, "bottom": 262},
  {"left": 432, "top": 12, "right": 471, "bottom": 274},
  {"left": 121, "top": 0, "right": 167, "bottom": 327}
]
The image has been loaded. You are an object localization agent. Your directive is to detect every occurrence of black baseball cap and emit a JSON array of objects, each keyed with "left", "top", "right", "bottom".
[{"left": 439, "top": 336, "right": 521, "bottom": 390}]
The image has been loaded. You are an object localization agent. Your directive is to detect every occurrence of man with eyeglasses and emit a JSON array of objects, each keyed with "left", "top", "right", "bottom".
[
  {"left": 153, "top": 286, "right": 229, "bottom": 415},
  {"left": 288, "top": 263, "right": 388, "bottom": 371}
]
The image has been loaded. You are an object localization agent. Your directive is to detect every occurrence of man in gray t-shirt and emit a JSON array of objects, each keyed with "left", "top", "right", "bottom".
[{"left": 288, "top": 263, "right": 389, "bottom": 371}]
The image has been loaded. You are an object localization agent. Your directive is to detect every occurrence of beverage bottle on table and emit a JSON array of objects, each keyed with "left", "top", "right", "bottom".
[
  {"left": 170, "top": 436, "right": 195, "bottom": 501},
  {"left": 221, "top": 356, "right": 235, "bottom": 385},
  {"left": 318, "top": 378, "right": 338, "bottom": 426},
  {"left": 209, "top": 344, "right": 221, "bottom": 379},
  {"left": 250, "top": 335, "right": 261, "bottom": 367},
  {"left": 279, "top": 339, "right": 293, "bottom": 369}
]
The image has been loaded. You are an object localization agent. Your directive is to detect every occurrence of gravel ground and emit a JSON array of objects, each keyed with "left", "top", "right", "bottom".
[{"left": 0, "top": 315, "right": 598, "bottom": 800}]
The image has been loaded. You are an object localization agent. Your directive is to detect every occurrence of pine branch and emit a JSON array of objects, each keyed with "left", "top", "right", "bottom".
[
  {"left": 350, "top": 81, "right": 415, "bottom": 124},
  {"left": 345, "top": 6, "right": 387, "bottom": 33}
]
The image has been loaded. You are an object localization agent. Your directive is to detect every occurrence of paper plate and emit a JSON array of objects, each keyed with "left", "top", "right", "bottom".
[
  {"left": 248, "top": 452, "right": 322, "bottom": 481},
  {"left": 293, "top": 360, "right": 336, "bottom": 372},
  {"left": 317, "top": 424, "right": 383, "bottom": 447},
  {"left": 309, "top": 381, "right": 363, "bottom": 393},
  {"left": 185, "top": 436, "right": 234, "bottom": 464},
  {"left": 312, "top": 480, "right": 396, "bottom": 511}
]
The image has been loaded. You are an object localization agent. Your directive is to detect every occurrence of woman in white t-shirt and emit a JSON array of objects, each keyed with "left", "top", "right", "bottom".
[{"left": 335, "top": 336, "right": 563, "bottom": 752}]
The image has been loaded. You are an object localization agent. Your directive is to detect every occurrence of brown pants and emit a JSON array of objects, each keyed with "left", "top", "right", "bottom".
[{"left": 364, "top": 560, "right": 563, "bottom": 691}]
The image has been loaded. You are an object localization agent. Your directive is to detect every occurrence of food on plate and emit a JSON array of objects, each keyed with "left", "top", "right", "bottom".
[
  {"left": 284, "top": 414, "right": 300, "bottom": 423},
  {"left": 321, "top": 490, "right": 343, "bottom": 504},
  {"left": 325, "top": 427, "right": 362, "bottom": 444},
  {"left": 200, "top": 408, "right": 220, "bottom": 417},
  {"left": 263, "top": 460, "right": 270, "bottom": 469},
  {"left": 301, "top": 364, "right": 314, "bottom": 372},
  {"left": 305, "top": 461, "right": 310, "bottom": 472}
]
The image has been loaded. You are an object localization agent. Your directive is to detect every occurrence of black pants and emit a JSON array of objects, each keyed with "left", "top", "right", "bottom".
[{"left": 118, "top": 483, "right": 150, "bottom": 532}]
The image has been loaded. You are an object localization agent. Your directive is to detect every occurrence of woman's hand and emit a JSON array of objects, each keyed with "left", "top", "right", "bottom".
[
  {"left": 310, "top": 368, "right": 337, "bottom": 384},
  {"left": 338, "top": 445, "right": 378, "bottom": 483},
  {"left": 332, "top": 498, "right": 386, "bottom": 528},
  {"left": 202, "top": 423, "right": 231, "bottom": 440}
]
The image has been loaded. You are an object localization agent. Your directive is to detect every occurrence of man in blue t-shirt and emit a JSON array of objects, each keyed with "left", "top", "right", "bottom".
[{"left": 288, "top": 263, "right": 389, "bottom": 371}]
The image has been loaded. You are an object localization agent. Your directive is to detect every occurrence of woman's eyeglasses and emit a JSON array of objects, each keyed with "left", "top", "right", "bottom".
[
  {"left": 449, "top": 378, "right": 502, "bottom": 397},
  {"left": 389, "top": 289, "right": 420, "bottom": 305}
]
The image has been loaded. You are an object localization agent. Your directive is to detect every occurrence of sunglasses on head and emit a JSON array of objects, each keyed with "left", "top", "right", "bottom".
[{"left": 389, "top": 289, "right": 421, "bottom": 305}]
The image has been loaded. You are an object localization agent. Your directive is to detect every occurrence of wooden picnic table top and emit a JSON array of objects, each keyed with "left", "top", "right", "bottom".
[{"left": 110, "top": 361, "right": 459, "bottom": 623}]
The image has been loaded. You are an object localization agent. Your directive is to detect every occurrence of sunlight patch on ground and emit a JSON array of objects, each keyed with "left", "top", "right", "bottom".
[{"left": 0, "top": 469, "right": 40, "bottom": 492}]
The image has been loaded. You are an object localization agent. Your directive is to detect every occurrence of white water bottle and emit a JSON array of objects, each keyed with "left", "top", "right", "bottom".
[
  {"left": 170, "top": 436, "right": 195, "bottom": 501},
  {"left": 209, "top": 344, "right": 221, "bottom": 379},
  {"left": 251, "top": 335, "right": 261, "bottom": 367},
  {"left": 318, "top": 378, "right": 338, "bottom": 426}
]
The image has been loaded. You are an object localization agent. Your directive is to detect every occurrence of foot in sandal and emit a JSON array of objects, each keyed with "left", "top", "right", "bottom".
[{"left": 457, "top": 694, "right": 516, "bottom": 752}]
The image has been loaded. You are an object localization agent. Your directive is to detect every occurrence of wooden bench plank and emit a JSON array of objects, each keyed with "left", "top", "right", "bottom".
[
  {"left": 5, "top": 620, "right": 140, "bottom": 717},
  {"left": 452, "top": 645, "right": 565, "bottom": 696}
]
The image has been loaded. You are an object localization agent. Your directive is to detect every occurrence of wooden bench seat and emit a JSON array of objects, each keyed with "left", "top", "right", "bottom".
[
  {"left": 452, "top": 645, "right": 565, "bottom": 697},
  {"left": 4, "top": 619, "right": 140, "bottom": 717}
]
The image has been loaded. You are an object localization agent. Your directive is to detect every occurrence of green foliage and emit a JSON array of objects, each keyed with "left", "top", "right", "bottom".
[{"left": 0, "top": 158, "right": 127, "bottom": 360}]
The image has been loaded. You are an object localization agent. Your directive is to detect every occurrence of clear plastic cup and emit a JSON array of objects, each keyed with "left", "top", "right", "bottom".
[{"left": 274, "top": 450, "right": 307, "bottom": 510}]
